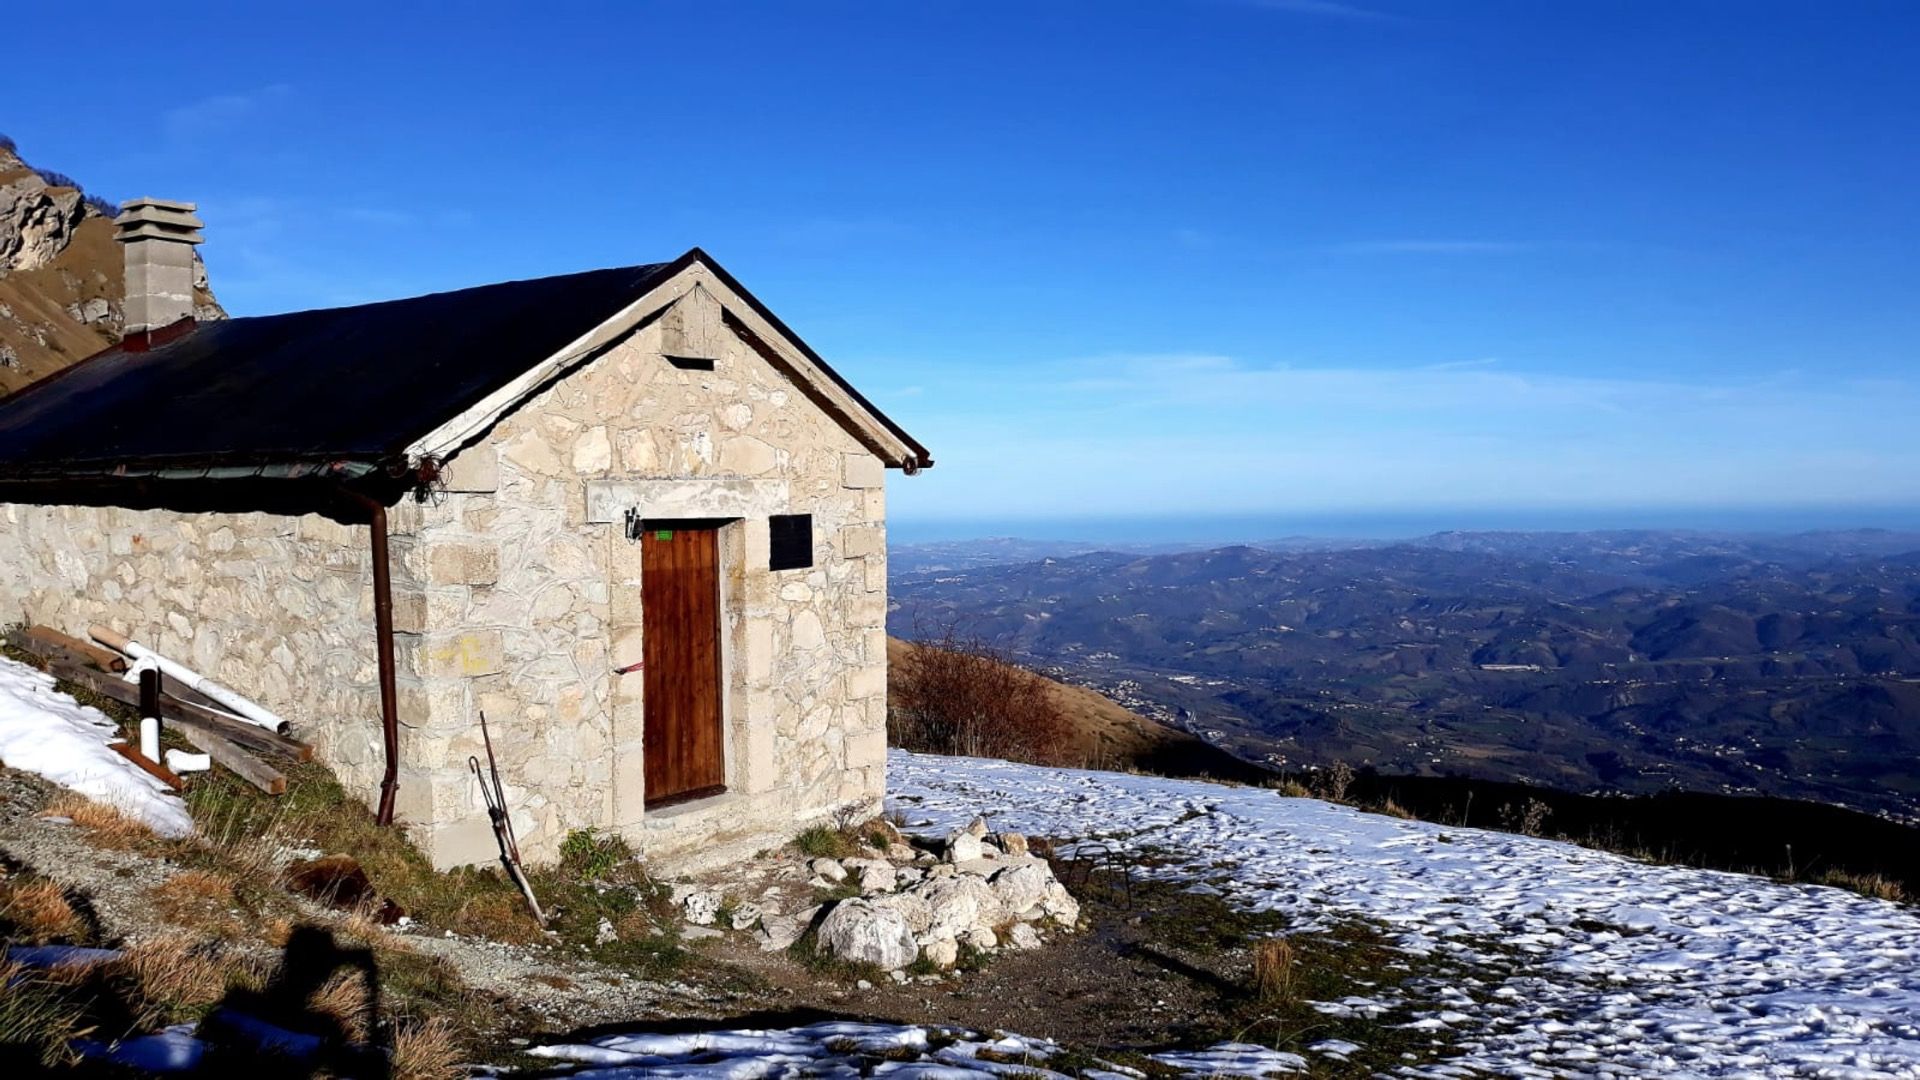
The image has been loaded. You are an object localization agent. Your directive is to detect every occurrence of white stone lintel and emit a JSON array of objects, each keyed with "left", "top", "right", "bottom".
[{"left": 584, "top": 477, "right": 791, "bottom": 524}]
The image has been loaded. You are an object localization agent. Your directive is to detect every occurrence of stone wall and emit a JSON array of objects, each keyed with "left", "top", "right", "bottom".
[
  {"left": 0, "top": 501, "right": 389, "bottom": 795},
  {"left": 387, "top": 282, "right": 891, "bottom": 869}
]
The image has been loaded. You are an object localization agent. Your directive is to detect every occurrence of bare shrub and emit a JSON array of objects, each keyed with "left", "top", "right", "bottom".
[
  {"left": 890, "top": 624, "right": 1073, "bottom": 766},
  {"left": 1498, "top": 799, "right": 1554, "bottom": 837},
  {"left": 1252, "top": 936, "right": 1295, "bottom": 1003},
  {"left": 1311, "top": 761, "right": 1354, "bottom": 803}
]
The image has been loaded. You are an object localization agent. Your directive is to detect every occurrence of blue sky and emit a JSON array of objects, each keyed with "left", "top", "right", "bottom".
[{"left": 7, "top": 1, "right": 1918, "bottom": 539}]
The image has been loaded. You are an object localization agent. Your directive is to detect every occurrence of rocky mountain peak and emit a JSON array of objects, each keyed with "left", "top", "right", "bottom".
[{"left": 0, "top": 135, "right": 224, "bottom": 393}]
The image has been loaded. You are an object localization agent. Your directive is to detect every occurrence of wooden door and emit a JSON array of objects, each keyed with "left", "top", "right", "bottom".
[{"left": 641, "top": 525, "right": 725, "bottom": 807}]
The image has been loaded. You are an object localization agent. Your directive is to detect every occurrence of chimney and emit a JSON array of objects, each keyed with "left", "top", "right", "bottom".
[{"left": 114, "top": 197, "right": 205, "bottom": 338}]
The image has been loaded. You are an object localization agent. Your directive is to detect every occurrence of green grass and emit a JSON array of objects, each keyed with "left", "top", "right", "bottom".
[
  {"left": 557, "top": 828, "right": 630, "bottom": 882},
  {"left": 794, "top": 824, "right": 854, "bottom": 859}
]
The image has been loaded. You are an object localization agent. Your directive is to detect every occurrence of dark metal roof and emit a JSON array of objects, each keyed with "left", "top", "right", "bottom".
[{"left": 0, "top": 247, "right": 932, "bottom": 485}]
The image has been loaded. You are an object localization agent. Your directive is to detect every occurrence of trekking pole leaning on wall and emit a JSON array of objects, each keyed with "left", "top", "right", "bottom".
[{"left": 471, "top": 711, "right": 544, "bottom": 922}]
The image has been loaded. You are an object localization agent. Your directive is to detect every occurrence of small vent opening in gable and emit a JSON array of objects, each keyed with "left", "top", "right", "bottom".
[{"left": 769, "top": 514, "right": 813, "bottom": 571}]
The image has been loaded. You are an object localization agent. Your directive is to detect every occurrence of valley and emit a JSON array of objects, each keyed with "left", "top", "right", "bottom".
[{"left": 890, "top": 529, "right": 1920, "bottom": 823}]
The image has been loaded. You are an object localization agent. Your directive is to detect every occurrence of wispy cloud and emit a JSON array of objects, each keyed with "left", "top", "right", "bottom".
[
  {"left": 161, "top": 84, "right": 292, "bottom": 144},
  {"left": 1329, "top": 240, "right": 1530, "bottom": 255},
  {"left": 1238, "top": 0, "right": 1404, "bottom": 23},
  {"left": 886, "top": 351, "right": 1920, "bottom": 520}
]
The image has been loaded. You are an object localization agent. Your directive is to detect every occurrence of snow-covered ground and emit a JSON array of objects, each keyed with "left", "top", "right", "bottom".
[
  {"left": 0, "top": 656, "right": 191, "bottom": 836},
  {"left": 527, "top": 1022, "right": 1307, "bottom": 1079},
  {"left": 890, "top": 750, "right": 1920, "bottom": 1079}
]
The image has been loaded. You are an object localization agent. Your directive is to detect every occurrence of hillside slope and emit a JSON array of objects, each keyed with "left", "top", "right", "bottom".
[
  {"left": 886, "top": 636, "right": 1268, "bottom": 782},
  {"left": 0, "top": 136, "right": 222, "bottom": 394}
]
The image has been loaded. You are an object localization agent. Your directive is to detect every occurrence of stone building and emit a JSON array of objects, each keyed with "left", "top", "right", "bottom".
[{"left": 0, "top": 200, "right": 931, "bottom": 869}]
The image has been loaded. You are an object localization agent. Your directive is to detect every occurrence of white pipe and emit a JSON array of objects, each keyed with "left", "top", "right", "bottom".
[
  {"left": 139, "top": 717, "right": 160, "bottom": 761},
  {"left": 90, "top": 625, "right": 291, "bottom": 735},
  {"left": 164, "top": 749, "right": 212, "bottom": 774}
]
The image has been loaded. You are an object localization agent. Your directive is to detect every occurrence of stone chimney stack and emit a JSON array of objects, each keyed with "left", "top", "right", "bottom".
[{"left": 114, "top": 197, "right": 205, "bottom": 334}]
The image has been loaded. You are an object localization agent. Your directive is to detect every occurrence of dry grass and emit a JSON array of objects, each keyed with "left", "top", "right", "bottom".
[
  {"left": 44, "top": 793, "right": 156, "bottom": 846},
  {"left": 108, "top": 938, "right": 260, "bottom": 1029},
  {"left": 1375, "top": 798, "right": 1415, "bottom": 820},
  {"left": 1252, "top": 935, "right": 1295, "bottom": 1004},
  {"left": 1814, "top": 869, "right": 1909, "bottom": 903},
  {"left": 391, "top": 1016, "right": 463, "bottom": 1080},
  {"left": 150, "top": 869, "right": 244, "bottom": 937},
  {"left": 0, "top": 875, "right": 84, "bottom": 941},
  {"left": 311, "top": 969, "right": 376, "bottom": 1042},
  {"left": 0, "top": 963, "right": 88, "bottom": 1068}
]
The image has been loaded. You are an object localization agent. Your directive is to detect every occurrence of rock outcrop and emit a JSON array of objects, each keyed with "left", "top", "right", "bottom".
[
  {"left": 798, "top": 818, "right": 1079, "bottom": 972},
  {"left": 667, "top": 816, "right": 1084, "bottom": 977},
  {"left": 0, "top": 136, "right": 224, "bottom": 395}
]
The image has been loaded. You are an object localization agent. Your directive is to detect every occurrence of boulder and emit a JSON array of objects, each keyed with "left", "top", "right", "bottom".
[
  {"left": 1042, "top": 881, "right": 1081, "bottom": 927},
  {"left": 729, "top": 902, "right": 763, "bottom": 931},
  {"left": 817, "top": 899, "right": 917, "bottom": 970},
  {"left": 995, "top": 832, "right": 1031, "bottom": 858},
  {"left": 849, "top": 860, "right": 897, "bottom": 895},
  {"left": 989, "top": 862, "right": 1052, "bottom": 916},
  {"left": 758, "top": 914, "right": 805, "bottom": 952},
  {"left": 872, "top": 891, "right": 933, "bottom": 935},
  {"left": 810, "top": 858, "right": 848, "bottom": 883},
  {"left": 887, "top": 842, "right": 919, "bottom": 863},
  {"left": 1007, "top": 922, "right": 1042, "bottom": 950},
  {"left": 964, "top": 927, "right": 998, "bottom": 951},
  {"left": 681, "top": 890, "right": 722, "bottom": 926},
  {"left": 921, "top": 936, "right": 959, "bottom": 969},
  {"left": 916, "top": 874, "right": 1006, "bottom": 941},
  {"left": 946, "top": 831, "right": 984, "bottom": 863}
]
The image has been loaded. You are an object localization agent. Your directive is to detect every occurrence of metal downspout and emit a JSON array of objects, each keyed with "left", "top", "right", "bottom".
[{"left": 339, "top": 486, "right": 402, "bottom": 826}]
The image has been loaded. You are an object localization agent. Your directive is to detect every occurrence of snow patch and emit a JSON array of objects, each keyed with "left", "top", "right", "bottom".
[
  {"left": 888, "top": 749, "right": 1920, "bottom": 1077},
  {"left": 0, "top": 655, "right": 192, "bottom": 836}
]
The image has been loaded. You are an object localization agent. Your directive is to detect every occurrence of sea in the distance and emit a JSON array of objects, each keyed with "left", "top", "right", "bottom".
[{"left": 889, "top": 505, "right": 1920, "bottom": 546}]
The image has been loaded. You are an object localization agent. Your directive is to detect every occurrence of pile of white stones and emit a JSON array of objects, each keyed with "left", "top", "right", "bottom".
[{"left": 674, "top": 816, "right": 1081, "bottom": 976}]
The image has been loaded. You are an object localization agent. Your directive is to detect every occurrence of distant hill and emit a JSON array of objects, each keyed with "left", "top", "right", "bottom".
[
  {"left": 885, "top": 636, "right": 1269, "bottom": 783},
  {"left": 891, "top": 529, "right": 1920, "bottom": 821},
  {"left": 0, "top": 135, "right": 223, "bottom": 394}
]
